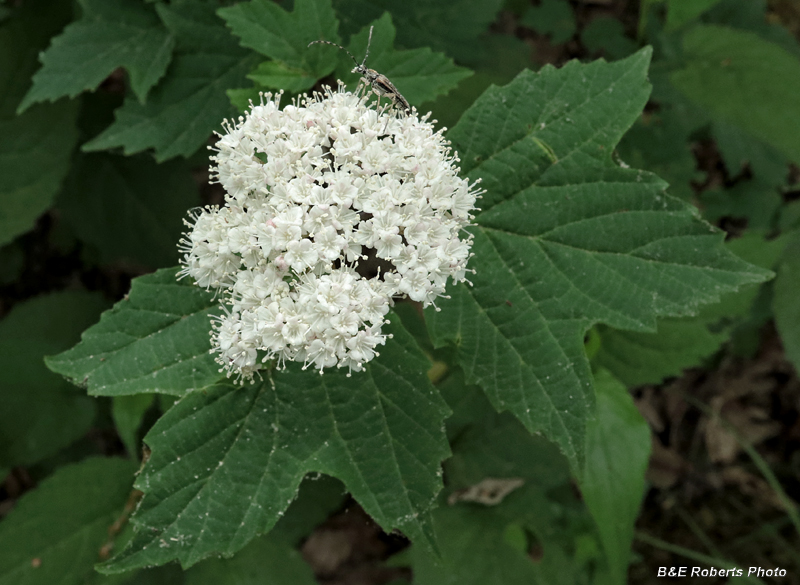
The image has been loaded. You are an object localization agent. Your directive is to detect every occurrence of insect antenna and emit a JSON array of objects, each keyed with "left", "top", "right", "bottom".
[
  {"left": 307, "top": 39, "right": 359, "bottom": 68},
  {"left": 361, "top": 26, "right": 374, "bottom": 68}
]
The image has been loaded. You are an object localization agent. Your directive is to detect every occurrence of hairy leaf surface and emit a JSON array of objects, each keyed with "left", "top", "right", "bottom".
[
  {"left": 46, "top": 268, "right": 223, "bottom": 397},
  {"left": 427, "top": 49, "right": 771, "bottom": 469},
  {"left": 99, "top": 315, "right": 449, "bottom": 571}
]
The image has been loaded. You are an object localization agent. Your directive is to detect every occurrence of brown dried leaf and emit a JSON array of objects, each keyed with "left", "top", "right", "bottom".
[{"left": 447, "top": 478, "right": 525, "bottom": 506}]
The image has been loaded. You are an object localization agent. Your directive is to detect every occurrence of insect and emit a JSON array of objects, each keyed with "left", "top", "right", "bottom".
[{"left": 308, "top": 26, "right": 410, "bottom": 115}]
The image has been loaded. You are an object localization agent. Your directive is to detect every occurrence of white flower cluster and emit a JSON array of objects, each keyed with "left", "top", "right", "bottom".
[{"left": 179, "top": 85, "right": 480, "bottom": 380}]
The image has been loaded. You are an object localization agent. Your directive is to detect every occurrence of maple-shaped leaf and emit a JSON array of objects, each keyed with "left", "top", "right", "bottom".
[
  {"left": 97, "top": 314, "right": 450, "bottom": 571},
  {"left": 18, "top": 0, "right": 173, "bottom": 112},
  {"left": 82, "top": 1, "right": 258, "bottom": 161},
  {"left": 426, "top": 49, "right": 771, "bottom": 469}
]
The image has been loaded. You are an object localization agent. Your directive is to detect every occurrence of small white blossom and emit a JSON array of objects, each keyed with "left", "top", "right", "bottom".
[{"left": 179, "top": 84, "right": 481, "bottom": 381}]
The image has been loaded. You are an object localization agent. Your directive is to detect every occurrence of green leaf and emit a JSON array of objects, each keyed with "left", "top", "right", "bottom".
[
  {"left": 0, "top": 0, "right": 73, "bottom": 114},
  {"left": 410, "top": 499, "right": 544, "bottom": 585},
  {"left": 0, "top": 100, "right": 79, "bottom": 246},
  {"left": 18, "top": 0, "right": 173, "bottom": 112},
  {"left": 580, "top": 370, "right": 650, "bottom": 584},
  {"left": 218, "top": 0, "right": 339, "bottom": 78},
  {"left": 670, "top": 25, "right": 800, "bottom": 163},
  {"left": 0, "top": 0, "right": 79, "bottom": 245},
  {"left": 334, "top": 14, "right": 472, "bottom": 107},
  {"left": 774, "top": 232, "right": 800, "bottom": 373},
  {"left": 521, "top": 0, "right": 576, "bottom": 45},
  {"left": 0, "top": 292, "right": 107, "bottom": 468},
  {"left": 247, "top": 61, "right": 317, "bottom": 93},
  {"left": 713, "top": 121, "right": 790, "bottom": 187},
  {"left": 118, "top": 565, "right": 184, "bottom": 585},
  {"left": 594, "top": 319, "right": 727, "bottom": 387},
  {"left": 185, "top": 535, "right": 316, "bottom": 585},
  {"left": 0, "top": 457, "right": 137, "bottom": 585},
  {"left": 596, "top": 232, "right": 782, "bottom": 388},
  {"left": 700, "top": 183, "right": 782, "bottom": 231},
  {"left": 581, "top": 17, "right": 639, "bottom": 60},
  {"left": 616, "top": 108, "right": 697, "bottom": 201},
  {"left": 700, "top": 124, "right": 786, "bottom": 229},
  {"left": 46, "top": 267, "right": 223, "bottom": 397},
  {"left": 704, "top": 0, "right": 800, "bottom": 58},
  {"left": 699, "top": 233, "right": 783, "bottom": 359},
  {"left": 56, "top": 154, "right": 200, "bottom": 268},
  {"left": 427, "top": 49, "right": 771, "bottom": 470},
  {"left": 331, "top": 0, "right": 504, "bottom": 64},
  {"left": 666, "top": 0, "right": 723, "bottom": 30},
  {"left": 99, "top": 315, "right": 450, "bottom": 571},
  {"left": 780, "top": 201, "right": 800, "bottom": 233},
  {"left": 420, "top": 370, "right": 593, "bottom": 584},
  {"left": 443, "top": 386, "right": 570, "bottom": 493},
  {"left": 421, "top": 35, "right": 529, "bottom": 130},
  {"left": 226, "top": 86, "right": 263, "bottom": 113},
  {"left": 112, "top": 393, "right": 155, "bottom": 456},
  {"left": 269, "top": 474, "right": 346, "bottom": 545},
  {"left": 83, "top": 1, "right": 258, "bottom": 162}
]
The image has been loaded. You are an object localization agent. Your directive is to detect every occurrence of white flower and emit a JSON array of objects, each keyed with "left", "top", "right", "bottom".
[{"left": 179, "top": 84, "right": 481, "bottom": 381}]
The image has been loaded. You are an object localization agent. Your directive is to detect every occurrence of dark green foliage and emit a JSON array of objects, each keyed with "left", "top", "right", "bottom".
[
  {"left": 46, "top": 268, "right": 223, "bottom": 397},
  {"left": 0, "top": 0, "right": 79, "bottom": 246},
  {"left": 521, "top": 0, "right": 576, "bottom": 45},
  {"left": 18, "top": 0, "right": 174, "bottom": 111},
  {"left": 427, "top": 49, "right": 769, "bottom": 470},
  {"left": 97, "top": 314, "right": 449, "bottom": 571},
  {"left": 57, "top": 155, "right": 200, "bottom": 268},
  {"left": 0, "top": 458, "right": 137, "bottom": 585},
  {"left": 0, "top": 292, "right": 107, "bottom": 468},
  {"left": 82, "top": 1, "right": 258, "bottom": 161}
]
